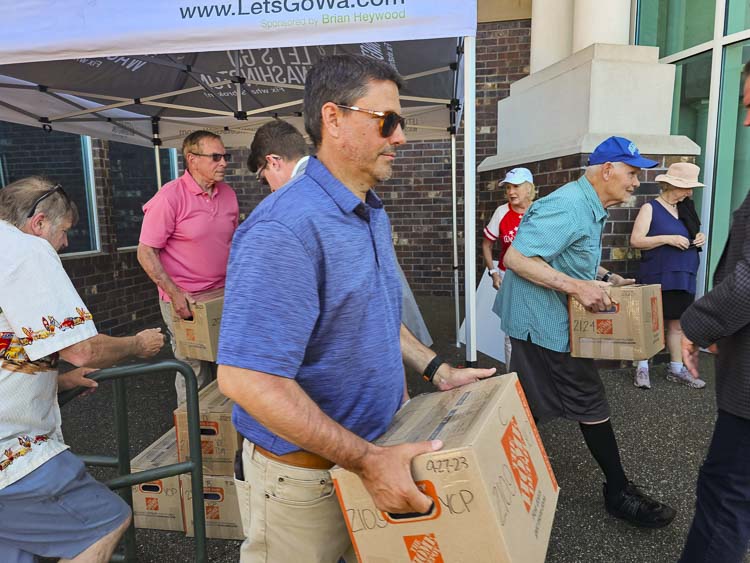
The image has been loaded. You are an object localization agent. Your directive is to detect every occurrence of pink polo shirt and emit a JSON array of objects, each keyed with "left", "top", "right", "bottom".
[{"left": 139, "top": 171, "right": 239, "bottom": 302}]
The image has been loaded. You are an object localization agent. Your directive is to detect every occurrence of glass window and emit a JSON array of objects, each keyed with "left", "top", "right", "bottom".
[
  {"left": 669, "top": 50, "right": 712, "bottom": 227},
  {"left": 637, "top": 0, "right": 715, "bottom": 57},
  {"left": 0, "top": 121, "right": 97, "bottom": 253},
  {"left": 726, "top": 0, "right": 750, "bottom": 36},
  {"left": 711, "top": 41, "right": 750, "bottom": 280},
  {"left": 109, "top": 142, "right": 173, "bottom": 248}
]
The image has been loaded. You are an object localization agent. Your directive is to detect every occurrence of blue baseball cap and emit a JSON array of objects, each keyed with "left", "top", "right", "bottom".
[{"left": 588, "top": 136, "right": 658, "bottom": 169}]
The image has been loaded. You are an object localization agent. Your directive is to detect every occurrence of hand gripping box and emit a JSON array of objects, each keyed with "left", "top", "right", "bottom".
[
  {"left": 180, "top": 473, "right": 244, "bottom": 540},
  {"left": 130, "top": 430, "right": 183, "bottom": 532},
  {"left": 171, "top": 288, "right": 224, "bottom": 362},
  {"left": 569, "top": 284, "right": 665, "bottom": 360},
  {"left": 331, "top": 374, "right": 559, "bottom": 563},
  {"left": 174, "top": 380, "right": 243, "bottom": 476}
]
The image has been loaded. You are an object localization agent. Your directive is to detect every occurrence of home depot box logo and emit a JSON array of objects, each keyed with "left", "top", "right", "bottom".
[
  {"left": 174, "top": 380, "right": 242, "bottom": 476},
  {"left": 131, "top": 431, "right": 184, "bottom": 532},
  {"left": 570, "top": 284, "right": 665, "bottom": 360},
  {"left": 332, "top": 374, "right": 559, "bottom": 563},
  {"left": 181, "top": 474, "right": 243, "bottom": 540},
  {"left": 501, "top": 416, "right": 539, "bottom": 513},
  {"left": 404, "top": 533, "right": 445, "bottom": 563}
]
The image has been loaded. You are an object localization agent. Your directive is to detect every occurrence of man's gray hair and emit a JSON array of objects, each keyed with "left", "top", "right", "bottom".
[
  {"left": 304, "top": 53, "right": 404, "bottom": 148},
  {"left": 0, "top": 176, "right": 79, "bottom": 229},
  {"left": 182, "top": 130, "right": 223, "bottom": 161}
]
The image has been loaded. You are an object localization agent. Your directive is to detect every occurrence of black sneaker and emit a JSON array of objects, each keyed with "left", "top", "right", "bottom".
[{"left": 603, "top": 481, "right": 676, "bottom": 528}]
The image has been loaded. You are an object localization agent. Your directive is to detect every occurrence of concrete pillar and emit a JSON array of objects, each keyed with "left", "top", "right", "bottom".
[
  {"left": 572, "top": 0, "right": 631, "bottom": 53},
  {"left": 530, "top": 0, "right": 573, "bottom": 73}
]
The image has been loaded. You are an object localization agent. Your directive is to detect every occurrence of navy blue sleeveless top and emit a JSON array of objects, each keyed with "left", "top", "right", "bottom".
[{"left": 638, "top": 200, "right": 699, "bottom": 293}]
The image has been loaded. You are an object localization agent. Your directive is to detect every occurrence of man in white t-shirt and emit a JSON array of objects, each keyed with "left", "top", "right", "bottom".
[{"left": 0, "top": 177, "right": 164, "bottom": 563}]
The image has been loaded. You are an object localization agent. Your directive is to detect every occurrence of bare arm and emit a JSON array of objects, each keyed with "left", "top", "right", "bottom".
[
  {"left": 482, "top": 238, "right": 502, "bottom": 289},
  {"left": 630, "top": 204, "right": 689, "bottom": 250},
  {"left": 504, "top": 246, "right": 612, "bottom": 312},
  {"left": 59, "top": 329, "right": 164, "bottom": 368},
  {"left": 399, "top": 324, "right": 495, "bottom": 390},
  {"left": 481, "top": 238, "right": 495, "bottom": 271},
  {"left": 217, "top": 364, "right": 439, "bottom": 513},
  {"left": 137, "top": 243, "right": 194, "bottom": 319}
]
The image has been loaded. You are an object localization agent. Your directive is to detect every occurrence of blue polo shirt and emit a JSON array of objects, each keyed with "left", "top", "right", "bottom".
[
  {"left": 217, "top": 157, "right": 404, "bottom": 455},
  {"left": 494, "top": 175, "right": 607, "bottom": 353}
]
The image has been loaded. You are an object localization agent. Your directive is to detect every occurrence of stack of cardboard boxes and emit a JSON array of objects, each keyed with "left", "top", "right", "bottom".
[
  {"left": 131, "top": 290, "right": 244, "bottom": 539},
  {"left": 130, "top": 381, "right": 244, "bottom": 540}
]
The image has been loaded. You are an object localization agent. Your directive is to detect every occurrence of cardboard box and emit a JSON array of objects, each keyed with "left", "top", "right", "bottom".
[
  {"left": 181, "top": 473, "right": 244, "bottom": 540},
  {"left": 130, "top": 430, "right": 183, "bottom": 532},
  {"left": 332, "top": 374, "right": 559, "bottom": 563},
  {"left": 174, "top": 380, "right": 243, "bottom": 476},
  {"left": 569, "top": 284, "right": 665, "bottom": 360},
  {"left": 172, "top": 288, "right": 223, "bottom": 362}
]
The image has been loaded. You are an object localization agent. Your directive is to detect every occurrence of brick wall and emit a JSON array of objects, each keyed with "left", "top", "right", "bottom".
[
  {"left": 62, "top": 140, "right": 163, "bottom": 335},
  {"left": 384, "top": 19, "right": 532, "bottom": 295}
]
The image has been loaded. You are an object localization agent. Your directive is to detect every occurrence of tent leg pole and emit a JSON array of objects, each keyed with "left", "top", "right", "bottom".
[
  {"left": 451, "top": 133, "right": 460, "bottom": 349},
  {"left": 462, "top": 35, "right": 477, "bottom": 367},
  {"left": 154, "top": 146, "right": 162, "bottom": 188},
  {"left": 152, "top": 117, "right": 163, "bottom": 189}
]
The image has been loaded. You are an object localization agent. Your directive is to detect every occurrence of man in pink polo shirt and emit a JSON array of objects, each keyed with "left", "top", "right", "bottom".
[{"left": 137, "top": 131, "right": 239, "bottom": 404}]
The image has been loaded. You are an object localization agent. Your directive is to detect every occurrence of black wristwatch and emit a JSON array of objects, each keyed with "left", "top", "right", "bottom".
[
  {"left": 601, "top": 271, "right": 613, "bottom": 283},
  {"left": 422, "top": 354, "right": 446, "bottom": 383}
]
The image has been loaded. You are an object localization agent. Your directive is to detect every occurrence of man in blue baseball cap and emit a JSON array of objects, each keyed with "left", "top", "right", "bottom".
[{"left": 495, "top": 136, "right": 677, "bottom": 529}]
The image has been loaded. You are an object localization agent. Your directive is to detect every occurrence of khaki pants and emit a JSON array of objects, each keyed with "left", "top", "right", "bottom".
[
  {"left": 236, "top": 440, "right": 356, "bottom": 563},
  {"left": 159, "top": 300, "right": 215, "bottom": 405}
]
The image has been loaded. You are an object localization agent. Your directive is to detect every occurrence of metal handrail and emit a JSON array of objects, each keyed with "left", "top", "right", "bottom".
[{"left": 59, "top": 359, "right": 207, "bottom": 563}]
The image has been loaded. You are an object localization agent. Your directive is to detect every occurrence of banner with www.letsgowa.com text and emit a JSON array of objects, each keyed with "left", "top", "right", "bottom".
[{"left": 1, "top": 0, "right": 477, "bottom": 65}]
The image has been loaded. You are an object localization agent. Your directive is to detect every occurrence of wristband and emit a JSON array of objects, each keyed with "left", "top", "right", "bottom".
[
  {"left": 601, "top": 271, "right": 613, "bottom": 283},
  {"left": 422, "top": 354, "right": 445, "bottom": 383}
]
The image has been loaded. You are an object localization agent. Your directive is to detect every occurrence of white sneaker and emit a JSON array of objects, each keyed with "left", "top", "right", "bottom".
[
  {"left": 666, "top": 366, "right": 706, "bottom": 389},
  {"left": 634, "top": 367, "right": 651, "bottom": 389}
]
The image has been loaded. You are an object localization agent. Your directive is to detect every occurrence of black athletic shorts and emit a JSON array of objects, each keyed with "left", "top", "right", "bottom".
[{"left": 509, "top": 336, "right": 610, "bottom": 424}]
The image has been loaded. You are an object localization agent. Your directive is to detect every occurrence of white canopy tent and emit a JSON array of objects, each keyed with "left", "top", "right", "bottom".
[{"left": 0, "top": 0, "right": 480, "bottom": 364}]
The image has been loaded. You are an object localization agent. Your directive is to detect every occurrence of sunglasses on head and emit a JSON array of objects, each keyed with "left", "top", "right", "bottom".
[
  {"left": 335, "top": 104, "right": 407, "bottom": 138},
  {"left": 190, "top": 152, "right": 231, "bottom": 163},
  {"left": 27, "top": 184, "right": 69, "bottom": 218}
]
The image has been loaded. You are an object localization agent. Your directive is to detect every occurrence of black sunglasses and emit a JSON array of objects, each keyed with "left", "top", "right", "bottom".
[
  {"left": 27, "top": 184, "right": 69, "bottom": 218},
  {"left": 190, "top": 152, "right": 231, "bottom": 163},
  {"left": 335, "top": 104, "right": 407, "bottom": 138}
]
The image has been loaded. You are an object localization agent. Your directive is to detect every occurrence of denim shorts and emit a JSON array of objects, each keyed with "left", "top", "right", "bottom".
[{"left": 0, "top": 450, "right": 131, "bottom": 563}]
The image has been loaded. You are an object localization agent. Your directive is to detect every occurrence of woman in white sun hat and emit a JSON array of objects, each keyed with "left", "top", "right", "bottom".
[
  {"left": 630, "top": 162, "right": 706, "bottom": 390},
  {"left": 482, "top": 167, "right": 535, "bottom": 367}
]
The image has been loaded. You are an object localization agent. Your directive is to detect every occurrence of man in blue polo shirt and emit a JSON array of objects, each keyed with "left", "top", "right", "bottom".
[
  {"left": 496, "top": 136, "right": 677, "bottom": 530},
  {"left": 217, "top": 54, "right": 494, "bottom": 563}
]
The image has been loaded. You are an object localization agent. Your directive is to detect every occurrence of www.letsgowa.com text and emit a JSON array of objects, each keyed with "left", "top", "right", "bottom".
[{"left": 179, "top": 0, "right": 407, "bottom": 20}]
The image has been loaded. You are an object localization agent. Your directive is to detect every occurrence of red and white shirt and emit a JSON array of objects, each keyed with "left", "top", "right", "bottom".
[{"left": 483, "top": 203, "right": 525, "bottom": 270}]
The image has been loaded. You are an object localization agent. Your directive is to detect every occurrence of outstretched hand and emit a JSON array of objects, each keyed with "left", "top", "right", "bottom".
[{"left": 434, "top": 364, "right": 496, "bottom": 391}]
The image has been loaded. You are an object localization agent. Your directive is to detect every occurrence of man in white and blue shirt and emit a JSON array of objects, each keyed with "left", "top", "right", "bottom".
[{"left": 496, "top": 136, "right": 677, "bottom": 530}]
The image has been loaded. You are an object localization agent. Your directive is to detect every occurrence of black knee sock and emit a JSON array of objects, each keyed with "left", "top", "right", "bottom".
[{"left": 579, "top": 420, "right": 627, "bottom": 494}]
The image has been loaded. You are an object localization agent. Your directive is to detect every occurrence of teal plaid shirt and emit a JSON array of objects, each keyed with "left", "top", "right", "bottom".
[{"left": 493, "top": 175, "right": 607, "bottom": 352}]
